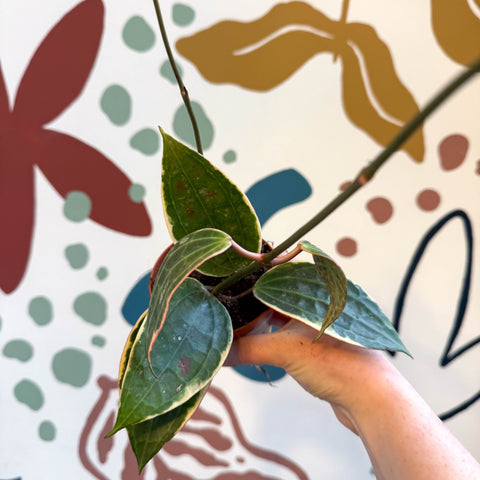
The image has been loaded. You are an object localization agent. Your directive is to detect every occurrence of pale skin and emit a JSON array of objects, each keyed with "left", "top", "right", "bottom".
[{"left": 226, "top": 311, "right": 480, "bottom": 480}]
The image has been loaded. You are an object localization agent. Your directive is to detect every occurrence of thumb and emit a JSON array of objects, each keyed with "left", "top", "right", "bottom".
[
  {"left": 225, "top": 310, "right": 290, "bottom": 367},
  {"left": 226, "top": 330, "right": 279, "bottom": 366}
]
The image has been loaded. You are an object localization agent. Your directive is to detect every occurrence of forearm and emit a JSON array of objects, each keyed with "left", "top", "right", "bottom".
[
  {"left": 227, "top": 318, "right": 480, "bottom": 478},
  {"left": 336, "top": 364, "right": 480, "bottom": 480}
]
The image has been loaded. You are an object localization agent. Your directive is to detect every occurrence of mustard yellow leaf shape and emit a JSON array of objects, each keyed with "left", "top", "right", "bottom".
[
  {"left": 343, "top": 23, "right": 422, "bottom": 129},
  {"left": 176, "top": 1, "right": 337, "bottom": 91},
  {"left": 431, "top": 0, "right": 480, "bottom": 66},
  {"left": 337, "top": 39, "right": 424, "bottom": 163},
  {"left": 177, "top": 1, "right": 423, "bottom": 161},
  {"left": 337, "top": 25, "right": 425, "bottom": 162}
]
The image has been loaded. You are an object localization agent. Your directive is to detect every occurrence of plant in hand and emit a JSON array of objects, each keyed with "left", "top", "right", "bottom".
[{"left": 107, "top": 1, "right": 480, "bottom": 472}]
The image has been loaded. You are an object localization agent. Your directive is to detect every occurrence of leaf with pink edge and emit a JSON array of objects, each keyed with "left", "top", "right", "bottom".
[
  {"left": 109, "top": 277, "right": 232, "bottom": 435},
  {"left": 145, "top": 228, "right": 232, "bottom": 368}
]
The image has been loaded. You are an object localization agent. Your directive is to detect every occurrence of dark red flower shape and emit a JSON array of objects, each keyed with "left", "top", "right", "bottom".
[{"left": 0, "top": 0, "right": 152, "bottom": 293}]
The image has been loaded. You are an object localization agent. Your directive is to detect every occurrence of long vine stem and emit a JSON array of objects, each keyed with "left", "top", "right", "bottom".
[
  {"left": 152, "top": 3, "right": 480, "bottom": 295},
  {"left": 212, "top": 56, "right": 480, "bottom": 295},
  {"left": 152, "top": 0, "right": 203, "bottom": 154}
]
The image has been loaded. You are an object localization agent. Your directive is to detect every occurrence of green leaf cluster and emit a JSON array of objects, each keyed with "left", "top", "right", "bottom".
[{"left": 110, "top": 131, "right": 409, "bottom": 471}]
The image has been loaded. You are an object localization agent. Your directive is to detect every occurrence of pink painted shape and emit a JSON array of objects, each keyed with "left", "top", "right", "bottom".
[{"left": 438, "top": 134, "right": 469, "bottom": 171}]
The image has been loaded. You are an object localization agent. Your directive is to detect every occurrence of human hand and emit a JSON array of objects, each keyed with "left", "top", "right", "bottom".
[
  {"left": 226, "top": 310, "right": 394, "bottom": 434},
  {"left": 227, "top": 311, "right": 480, "bottom": 480}
]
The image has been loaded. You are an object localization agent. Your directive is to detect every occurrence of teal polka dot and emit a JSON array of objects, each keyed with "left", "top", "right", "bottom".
[
  {"left": 160, "top": 60, "right": 183, "bottom": 84},
  {"left": 39, "top": 421, "right": 56, "bottom": 441},
  {"left": 100, "top": 85, "right": 131, "bottom": 126},
  {"left": 173, "top": 101, "right": 214, "bottom": 150},
  {"left": 3, "top": 339, "right": 34, "bottom": 362},
  {"left": 14, "top": 379, "right": 44, "bottom": 411},
  {"left": 223, "top": 150, "right": 237, "bottom": 164},
  {"left": 122, "top": 16, "right": 155, "bottom": 52},
  {"left": 91, "top": 335, "right": 106, "bottom": 347},
  {"left": 65, "top": 243, "right": 89, "bottom": 269},
  {"left": 130, "top": 128, "right": 160, "bottom": 155},
  {"left": 96, "top": 267, "right": 108, "bottom": 280},
  {"left": 52, "top": 348, "right": 92, "bottom": 387},
  {"left": 73, "top": 292, "right": 107, "bottom": 326},
  {"left": 63, "top": 191, "right": 91, "bottom": 222},
  {"left": 29, "top": 296, "right": 53, "bottom": 326},
  {"left": 129, "top": 184, "right": 146, "bottom": 203},
  {"left": 172, "top": 4, "right": 195, "bottom": 26}
]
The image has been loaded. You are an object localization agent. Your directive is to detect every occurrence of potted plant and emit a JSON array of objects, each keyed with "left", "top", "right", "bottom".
[{"left": 107, "top": 1, "right": 480, "bottom": 472}]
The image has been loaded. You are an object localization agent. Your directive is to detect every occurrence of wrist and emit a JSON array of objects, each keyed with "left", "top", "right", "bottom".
[{"left": 325, "top": 350, "right": 403, "bottom": 432}]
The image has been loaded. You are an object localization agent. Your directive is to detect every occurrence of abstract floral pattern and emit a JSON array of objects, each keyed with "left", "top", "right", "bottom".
[
  {"left": 1, "top": 1, "right": 479, "bottom": 479},
  {"left": 176, "top": 1, "right": 425, "bottom": 162},
  {"left": 80, "top": 377, "right": 309, "bottom": 479},
  {"left": 0, "top": 0, "right": 151, "bottom": 293}
]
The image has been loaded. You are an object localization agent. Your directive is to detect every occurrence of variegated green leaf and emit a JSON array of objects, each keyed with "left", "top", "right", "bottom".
[
  {"left": 299, "top": 241, "right": 347, "bottom": 339},
  {"left": 254, "top": 262, "right": 409, "bottom": 354},
  {"left": 145, "top": 228, "right": 231, "bottom": 365},
  {"left": 109, "top": 277, "right": 233, "bottom": 435},
  {"left": 160, "top": 129, "right": 261, "bottom": 276},
  {"left": 128, "top": 384, "right": 209, "bottom": 473},
  {"left": 119, "top": 310, "right": 147, "bottom": 391}
]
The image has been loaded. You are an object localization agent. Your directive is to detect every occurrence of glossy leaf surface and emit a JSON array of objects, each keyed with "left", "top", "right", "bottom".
[
  {"left": 161, "top": 129, "right": 261, "bottom": 276},
  {"left": 128, "top": 385, "right": 209, "bottom": 472},
  {"left": 254, "top": 262, "right": 409, "bottom": 354},
  {"left": 299, "top": 241, "right": 347, "bottom": 339},
  {"left": 118, "top": 309, "right": 147, "bottom": 391},
  {"left": 110, "top": 278, "right": 232, "bottom": 435},
  {"left": 145, "top": 228, "right": 231, "bottom": 365}
]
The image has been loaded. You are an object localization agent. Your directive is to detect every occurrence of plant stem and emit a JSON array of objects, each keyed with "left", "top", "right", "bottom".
[
  {"left": 213, "top": 56, "right": 480, "bottom": 295},
  {"left": 152, "top": 0, "right": 203, "bottom": 154}
]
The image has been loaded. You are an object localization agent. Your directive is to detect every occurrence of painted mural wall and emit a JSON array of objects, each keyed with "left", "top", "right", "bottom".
[{"left": 1, "top": 1, "right": 479, "bottom": 478}]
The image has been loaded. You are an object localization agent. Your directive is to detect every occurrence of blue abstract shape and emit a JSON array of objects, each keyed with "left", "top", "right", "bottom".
[
  {"left": 233, "top": 364, "right": 286, "bottom": 382},
  {"left": 246, "top": 168, "right": 312, "bottom": 226},
  {"left": 121, "top": 272, "right": 150, "bottom": 325}
]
